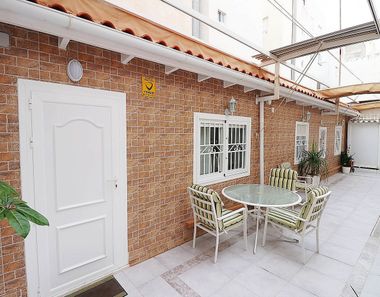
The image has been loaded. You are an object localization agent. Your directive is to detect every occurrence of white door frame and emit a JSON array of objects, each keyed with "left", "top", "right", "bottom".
[{"left": 18, "top": 79, "right": 128, "bottom": 297}]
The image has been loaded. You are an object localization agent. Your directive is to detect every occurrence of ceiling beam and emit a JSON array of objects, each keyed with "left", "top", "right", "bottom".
[
  {"left": 223, "top": 81, "right": 235, "bottom": 88},
  {"left": 367, "top": 0, "right": 380, "bottom": 34},
  {"left": 58, "top": 37, "right": 70, "bottom": 50},
  {"left": 121, "top": 54, "right": 134, "bottom": 65},
  {"left": 164, "top": 65, "right": 179, "bottom": 75},
  {"left": 197, "top": 74, "right": 211, "bottom": 82},
  {"left": 256, "top": 95, "right": 275, "bottom": 104},
  {"left": 254, "top": 21, "right": 379, "bottom": 65},
  {"left": 243, "top": 86, "right": 255, "bottom": 93}
]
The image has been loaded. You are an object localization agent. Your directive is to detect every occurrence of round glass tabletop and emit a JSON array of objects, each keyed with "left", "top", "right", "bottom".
[{"left": 222, "top": 184, "right": 301, "bottom": 207}]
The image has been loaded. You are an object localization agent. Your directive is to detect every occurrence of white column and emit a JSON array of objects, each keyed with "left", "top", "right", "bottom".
[{"left": 260, "top": 100, "right": 265, "bottom": 184}]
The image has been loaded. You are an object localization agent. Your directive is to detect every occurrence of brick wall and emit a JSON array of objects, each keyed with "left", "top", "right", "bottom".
[{"left": 0, "top": 23, "right": 347, "bottom": 296}]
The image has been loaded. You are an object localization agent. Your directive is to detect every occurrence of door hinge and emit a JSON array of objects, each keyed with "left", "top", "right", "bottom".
[{"left": 28, "top": 98, "right": 32, "bottom": 110}]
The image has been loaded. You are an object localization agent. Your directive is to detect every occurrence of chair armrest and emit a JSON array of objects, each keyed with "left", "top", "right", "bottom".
[
  {"left": 217, "top": 207, "right": 245, "bottom": 221},
  {"left": 298, "top": 176, "right": 312, "bottom": 183},
  {"left": 268, "top": 207, "right": 307, "bottom": 222}
]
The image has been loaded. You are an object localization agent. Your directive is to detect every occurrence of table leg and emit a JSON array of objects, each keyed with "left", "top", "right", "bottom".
[{"left": 253, "top": 206, "right": 260, "bottom": 254}]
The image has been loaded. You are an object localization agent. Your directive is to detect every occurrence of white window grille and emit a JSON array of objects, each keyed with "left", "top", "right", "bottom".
[
  {"left": 295, "top": 121, "right": 309, "bottom": 164},
  {"left": 218, "top": 10, "right": 226, "bottom": 23},
  {"left": 334, "top": 126, "right": 342, "bottom": 156},
  {"left": 194, "top": 113, "right": 251, "bottom": 185},
  {"left": 319, "top": 127, "right": 327, "bottom": 158}
]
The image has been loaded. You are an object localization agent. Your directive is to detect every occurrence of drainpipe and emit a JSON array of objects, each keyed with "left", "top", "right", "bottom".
[{"left": 260, "top": 100, "right": 265, "bottom": 184}]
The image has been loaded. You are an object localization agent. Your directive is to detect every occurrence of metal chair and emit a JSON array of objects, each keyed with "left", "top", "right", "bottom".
[
  {"left": 278, "top": 162, "right": 313, "bottom": 194},
  {"left": 188, "top": 184, "right": 248, "bottom": 263},
  {"left": 262, "top": 186, "right": 331, "bottom": 263}
]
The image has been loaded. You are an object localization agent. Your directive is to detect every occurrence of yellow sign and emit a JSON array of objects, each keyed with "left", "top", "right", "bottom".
[{"left": 142, "top": 77, "right": 156, "bottom": 98}]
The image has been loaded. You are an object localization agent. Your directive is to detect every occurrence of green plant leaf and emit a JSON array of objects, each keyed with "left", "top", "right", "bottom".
[
  {"left": 0, "top": 181, "right": 19, "bottom": 199},
  {"left": 6, "top": 209, "right": 31, "bottom": 238},
  {"left": 17, "top": 205, "right": 49, "bottom": 226}
]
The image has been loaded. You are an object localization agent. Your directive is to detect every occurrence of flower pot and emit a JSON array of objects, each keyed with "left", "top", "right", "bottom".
[{"left": 342, "top": 166, "right": 351, "bottom": 174}]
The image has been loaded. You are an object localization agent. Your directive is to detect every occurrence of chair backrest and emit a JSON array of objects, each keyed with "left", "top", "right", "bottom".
[
  {"left": 279, "top": 162, "right": 292, "bottom": 170},
  {"left": 297, "top": 186, "right": 331, "bottom": 229},
  {"left": 269, "top": 168, "right": 298, "bottom": 191},
  {"left": 188, "top": 184, "right": 224, "bottom": 231}
]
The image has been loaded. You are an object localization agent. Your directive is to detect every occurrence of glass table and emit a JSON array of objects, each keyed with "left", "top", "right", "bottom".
[{"left": 222, "top": 184, "right": 301, "bottom": 254}]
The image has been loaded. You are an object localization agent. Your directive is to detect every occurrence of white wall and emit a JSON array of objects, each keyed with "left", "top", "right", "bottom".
[{"left": 106, "top": 0, "right": 193, "bottom": 37}]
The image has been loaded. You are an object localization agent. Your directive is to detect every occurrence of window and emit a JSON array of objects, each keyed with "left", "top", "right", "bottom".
[
  {"left": 334, "top": 126, "right": 342, "bottom": 156},
  {"left": 194, "top": 113, "right": 251, "bottom": 185},
  {"left": 262, "top": 16, "right": 269, "bottom": 35},
  {"left": 217, "top": 10, "right": 226, "bottom": 23},
  {"left": 319, "top": 127, "right": 327, "bottom": 158},
  {"left": 192, "top": 0, "right": 201, "bottom": 38},
  {"left": 294, "top": 121, "right": 309, "bottom": 164}
]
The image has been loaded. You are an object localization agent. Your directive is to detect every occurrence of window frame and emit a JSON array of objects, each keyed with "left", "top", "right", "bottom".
[
  {"left": 319, "top": 126, "right": 327, "bottom": 159},
  {"left": 193, "top": 112, "right": 251, "bottom": 185},
  {"left": 294, "top": 121, "right": 309, "bottom": 165},
  {"left": 334, "top": 125, "right": 343, "bottom": 156}
]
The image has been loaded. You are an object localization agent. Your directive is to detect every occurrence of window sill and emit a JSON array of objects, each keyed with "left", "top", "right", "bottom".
[{"left": 195, "top": 171, "right": 250, "bottom": 186}]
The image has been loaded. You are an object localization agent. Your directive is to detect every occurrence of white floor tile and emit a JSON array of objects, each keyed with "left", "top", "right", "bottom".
[
  {"left": 305, "top": 253, "right": 353, "bottom": 282},
  {"left": 210, "top": 279, "right": 260, "bottom": 297},
  {"left": 122, "top": 258, "right": 167, "bottom": 287},
  {"left": 290, "top": 266, "right": 346, "bottom": 297},
  {"left": 155, "top": 245, "right": 195, "bottom": 270},
  {"left": 138, "top": 277, "right": 182, "bottom": 297},
  {"left": 179, "top": 261, "right": 231, "bottom": 296},
  {"left": 258, "top": 253, "right": 303, "bottom": 281},
  {"left": 234, "top": 265, "right": 287, "bottom": 297},
  {"left": 275, "top": 283, "right": 317, "bottom": 297}
]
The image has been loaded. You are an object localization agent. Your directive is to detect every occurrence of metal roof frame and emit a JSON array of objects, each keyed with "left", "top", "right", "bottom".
[{"left": 254, "top": 21, "right": 379, "bottom": 65}]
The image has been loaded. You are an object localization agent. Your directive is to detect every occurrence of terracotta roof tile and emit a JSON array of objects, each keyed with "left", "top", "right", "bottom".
[{"left": 29, "top": 0, "right": 328, "bottom": 100}]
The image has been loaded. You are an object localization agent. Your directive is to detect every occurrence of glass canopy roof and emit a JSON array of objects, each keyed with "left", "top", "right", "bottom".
[{"left": 108, "top": 0, "right": 380, "bottom": 103}]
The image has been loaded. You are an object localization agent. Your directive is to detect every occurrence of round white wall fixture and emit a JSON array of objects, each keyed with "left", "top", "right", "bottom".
[{"left": 67, "top": 59, "right": 83, "bottom": 82}]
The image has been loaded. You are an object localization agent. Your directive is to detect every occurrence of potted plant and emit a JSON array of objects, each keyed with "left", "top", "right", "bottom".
[
  {"left": 298, "top": 143, "right": 328, "bottom": 186},
  {"left": 0, "top": 181, "right": 49, "bottom": 238},
  {"left": 341, "top": 151, "right": 354, "bottom": 174}
]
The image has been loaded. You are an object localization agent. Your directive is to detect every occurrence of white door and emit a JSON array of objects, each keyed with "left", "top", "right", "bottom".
[
  {"left": 348, "top": 121, "right": 380, "bottom": 169},
  {"left": 18, "top": 80, "right": 127, "bottom": 297}
]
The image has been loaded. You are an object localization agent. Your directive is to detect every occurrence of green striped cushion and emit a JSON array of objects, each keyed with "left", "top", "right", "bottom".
[
  {"left": 190, "top": 184, "right": 224, "bottom": 230},
  {"left": 269, "top": 168, "right": 298, "bottom": 191},
  {"left": 268, "top": 208, "right": 299, "bottom": 230},
  {"left": 221, "top": 209, "right": 243, "bottom": 229},
  {"left": 298, "top": 186, "right": 329, "bottom": 228}
]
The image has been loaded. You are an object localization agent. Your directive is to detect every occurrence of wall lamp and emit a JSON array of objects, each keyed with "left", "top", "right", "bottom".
[
  {"left": 302, "top": 111, "right": 311, "bottom": 122},
  {"left": 225, "top": 97, "right": 237, "bottom": 116}
]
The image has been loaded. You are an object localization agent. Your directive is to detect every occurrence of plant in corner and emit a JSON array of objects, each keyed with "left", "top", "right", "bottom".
[
  {"left": 0, "top": 181, "right": 49, "bottom": 238},
  {"left": 298, "top": 142, "right": 328, "bottom": 186},
  {"left": 341, "top": 151, "right": 354, "bottom": 174}
]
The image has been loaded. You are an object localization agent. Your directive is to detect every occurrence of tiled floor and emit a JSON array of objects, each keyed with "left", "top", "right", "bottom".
[{"left": 116, "top": 170, "right": 380, "bottom": 297}]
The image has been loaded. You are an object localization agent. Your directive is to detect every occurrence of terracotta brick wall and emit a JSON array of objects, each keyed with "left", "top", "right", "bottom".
[{"left": 0, "top": 23, "right": 347, "bottom": 296}]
